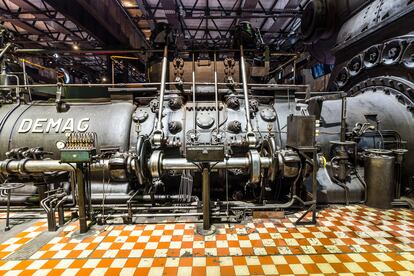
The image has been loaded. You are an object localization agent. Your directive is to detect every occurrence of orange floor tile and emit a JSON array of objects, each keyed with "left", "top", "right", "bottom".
[{"left": 0, "top": 205, "right": 413, "bottom": 275}]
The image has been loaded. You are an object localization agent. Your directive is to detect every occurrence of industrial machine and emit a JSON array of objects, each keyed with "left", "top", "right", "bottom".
[
  {"left": 302, "top": 0, "right": 414, "bottom": 207},
  {"left": 0, "top": 1, "right": 412, "bottom": 234}
]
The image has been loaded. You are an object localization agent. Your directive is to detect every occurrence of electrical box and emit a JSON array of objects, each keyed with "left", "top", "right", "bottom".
[{"left": 286, "top": 115, "right": 316, "bottom": 148}]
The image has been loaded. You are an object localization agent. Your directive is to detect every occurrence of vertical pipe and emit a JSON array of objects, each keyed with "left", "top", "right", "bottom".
[
  {"left": 293, "top": 59, "right": 297, "bottom": 84},
  {"left": 340, "top": 96, "right": 347, "bottom": 142},
  {"left": 111, "top": 59, "right": 115, "bottom": 87},
  {"left": 312, "top": 150, "right": 318, "bottom": 223},
  {"left": 5, "top": 191, "right": 11, "bottom": 231},
  {"left": 156, "top": 46, "right": 168, "bottom": 132},
  {"left": 214, "top": 52, "right": 219, "bottom": 134},
  {"left": 396, "top": 163, "right": 402, "bottom": 199},
  {"left": 192, "top": 53, "right": 197, "bottom": 137},
  {"left": 202, "top": 167, "right": 210, "bottom": 230},
  {"left": 47, "top": 209, "right": 57, "bottom": 232},
  {"left": 76, "top": 166, "right": 88, "bottom": 233},
  {"left": 22, "top": 60, "right": 27, "bottom": 89},
  {"left": 240, "top": 45, "right": 253, "bottom": 134},
  {"left": 58, "top": 205, "right": 65, "bottom": 227},
  {"left": 21, "top": 60, "right": 32, "bottom": 102}
]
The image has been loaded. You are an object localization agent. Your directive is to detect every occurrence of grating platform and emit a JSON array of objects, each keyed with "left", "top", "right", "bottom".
[{"left": 0, "top": 205, "right": 413, "bottom": 275}]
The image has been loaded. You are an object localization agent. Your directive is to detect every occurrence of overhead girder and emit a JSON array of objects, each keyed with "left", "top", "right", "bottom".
[
  {"left": 263, "top": 0, "right": 300, "bottom": 42},
  {"left": 43, "top": 0, "right": 149, "bottom": 50}
]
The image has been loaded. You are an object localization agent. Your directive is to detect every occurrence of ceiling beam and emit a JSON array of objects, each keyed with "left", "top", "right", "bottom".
[
  {"left": 7, "top": 0, "right": 87, "bottom": 42},
  {"left": 241, "top": 0, "right": 259, "bottom": 20},
  {"left": 264, "top": 0, "right": 300, "bottom": 41},
  {"left": 40, "top": 0, "right": 119, "bottom": 47},
  {"left": 44, "top": 0, "right": 149, "bottom": 49}
]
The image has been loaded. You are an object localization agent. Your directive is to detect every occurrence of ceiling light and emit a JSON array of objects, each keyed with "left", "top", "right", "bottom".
[
  {"left": 123, "top": 0, "right": 134, "bottom": 7},
  {"left": 72, "top": 44, "right": 80, "bottom": 50}
]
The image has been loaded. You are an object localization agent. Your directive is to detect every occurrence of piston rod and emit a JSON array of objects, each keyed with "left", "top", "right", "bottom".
[
  {"left": 161, "top": 157, "right": 271, "bottom": 170},
  {"left": 214, "top": 52, "right": 219, "bottom": 135},
  {"left": 153, "top": 45, "right": 168, "bottom": 146},
  {"left": 240, "top": 45, "right": 252, "bottom": 133}
]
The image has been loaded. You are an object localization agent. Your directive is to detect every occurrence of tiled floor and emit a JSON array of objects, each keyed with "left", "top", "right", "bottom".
[
  {"left": 0, "top": 205, "right": 413, "bottom": 275},
  {"left": 0, "top": 221, "right": 48, "bottom": 260}
]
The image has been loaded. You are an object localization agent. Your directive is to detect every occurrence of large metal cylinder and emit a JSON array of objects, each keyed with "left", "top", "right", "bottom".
[
  {"left": 364, "top": 152, "right": 395, "bottom": 209},
  {"left": 0, "top": 101, "right": 135, "bottom": 158}
]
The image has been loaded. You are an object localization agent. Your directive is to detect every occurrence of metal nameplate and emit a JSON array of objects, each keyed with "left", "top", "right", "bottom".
[
  {"left": 186, "top": 145, "right": 225, "bottom": 162},
  {"left": 17, "top": 118, "right": 90, "bottom": 133}
]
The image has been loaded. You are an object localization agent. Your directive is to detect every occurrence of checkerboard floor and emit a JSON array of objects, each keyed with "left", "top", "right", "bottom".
[
  {"left": 0, "top": 220, "right": 48, "bottom": 260},
  {"left": 0, "top": 205, "right": 413, "bottom": 275}
]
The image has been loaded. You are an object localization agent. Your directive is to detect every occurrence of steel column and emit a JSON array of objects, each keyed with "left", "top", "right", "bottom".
[
  {"left": 76, "top": 165, "right": 88, "bottom": 234},
  {"left": 202, "top": 166, "right": 210, "bottom": 231}
]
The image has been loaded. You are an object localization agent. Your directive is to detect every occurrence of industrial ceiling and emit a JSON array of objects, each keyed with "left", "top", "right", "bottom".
[{"left": 0, "top": 0, "right": 306, "bottom": 81}]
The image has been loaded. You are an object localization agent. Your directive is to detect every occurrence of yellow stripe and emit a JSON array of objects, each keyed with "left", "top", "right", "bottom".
[
  {"left": 20, "top": 59, "right": 57, "bottom": 73},
  {"left": 111, "top": 55, "right": 140, "bottom": 61}
]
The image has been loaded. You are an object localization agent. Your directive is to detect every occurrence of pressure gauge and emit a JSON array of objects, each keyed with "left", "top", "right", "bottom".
[{"left": 56, "top": 141, "right": 66, "bottom": 150}]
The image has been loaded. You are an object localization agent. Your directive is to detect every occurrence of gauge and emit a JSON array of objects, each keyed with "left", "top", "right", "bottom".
[{"left": 56, "top": 141, "right": 66, "bottom": 150}]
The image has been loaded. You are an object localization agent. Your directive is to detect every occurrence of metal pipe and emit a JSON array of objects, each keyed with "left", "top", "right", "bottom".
[
  {"left": 214, "top": 52, "right": 219, "bottom": 135},
  {"left": 8, "top": 48, "right": 298, "bottom": 55},
  {"left": 311, "top": 150, "right": 318, "bottom": 222},
  {"left": 0, "top": 159, "right": 107, "bottom": 174},
  {"left": 0, "top": 160, "right": 75, "bottom": 173},
  {"left": 240, "top": 45, "right": 253, "bottom": 134},
  {"left": 202, "top": 167, "right": 210, "bottom": 230},
  {"left": 129, "top": 194, "right": 199, "bottom": 202},
  {"left": 21, "top": 60, "right": 28, "bottom": 91},
  {"left": 5, "top": 74, "right": 20, "bottom": 104},
  {"left": 269, "top": 55, "right": 298, "bottom": 74},
  {"left": 5, "top": 190, "right": 11, "bottom": 231},
  {"left": 0, "top": 207, "right": 45, "bottom": 212},
  {"left": 161, "top": 157, "right": 271, "bottom": 170},
  {"left": 124, "top": 205, "right": 201, "bottom": 211},
  {"left": 96, "top": 211, "right": 228, "bottom": 219},
  {"left": 56, "top": 196, "right": 67, "bottom": 227},
  {"left": 0, "top": 82, "right": 310, "bottom": 89},
  {"left": 192, "top": 53, "right": 197, "bottom": 138},
  {"left": 155, "top": 46, "right": 168, "bottom": 135},
  {"left": 231, "top": 195, "right": 302, "bottom": 210},
  {"left": 111, "top": 60, "right": 115, "bottom": 87},
  {"left": 340, "top": 96, "right": 347, "bottom": 142},
  {"left": 0, "top": 43, "right": 12, "bottom": 59}
]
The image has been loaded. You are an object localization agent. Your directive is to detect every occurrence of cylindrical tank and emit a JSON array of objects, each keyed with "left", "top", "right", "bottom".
[
  {"left": 364, "top": 152, "right": 395, "bottom": 209},
  {"left": 0, "top": 101, "right": 136, "bottom": 158}
]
